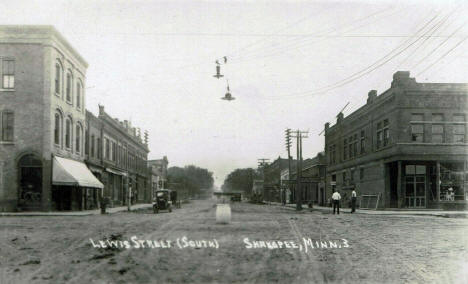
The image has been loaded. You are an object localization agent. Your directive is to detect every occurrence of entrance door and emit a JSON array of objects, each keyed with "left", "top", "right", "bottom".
[
  {"left": 18, "top": 154, "right": 43, "bottom": 210},
  {"left": 405, "top": 165, "right": 426, "bottom": 208}
]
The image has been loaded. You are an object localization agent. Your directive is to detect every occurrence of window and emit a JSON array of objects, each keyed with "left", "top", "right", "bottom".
[
  {"left": 55, "top": 63, "right": 61, "bottom": 94},
  {"left": 66, "top": 72, "right": 72, "bottom": 103},
  {"left": 348, "top": 136, "right": 353, "bottom": 158},
  {"left": 1, "top": 111, "right": 14, "bottom": 141},
  {"left": 76, "top": 81, "right": 82, "bottom": 109},
  {"left": 360, "top": 130, "right": 365, "bottom": 154},
  {"left": 411, "top": 114, "right": 424, "bottom": 142},
  {"left": 112, "top": 142, "right": 116, "bottom": 161},
  {"left": 360, "top": 168, "right": 364, "bottom": 180},
  {"left": 332, "top": 145, "right": 336, "bottom": 164},
  {"left": 75, "top": 124, "right": 81, "bottom": 153},
  {"left": 105, "top": 138, "right": 110, "bottom": 159},
  {"left": 453, "top": 114, "right": 466, "bottom": 143},
  {"left": 91, "top": 134, "right": 95, "bottom": 157},
  {"left": 350, "top": 169, "right": 355, "bottom": 181},
  {"left": 54, "top": 113, "right": 61, "bottom": 145},
  {"left": 353, "top": 134, "right": 358, "bottom": 155},
  {"left": 97, "top": 138, "right": 102, "bottom": 159},
  {"left": 85, "top": 129, "right": 89, "bottom": 155},
  {"left": 65, "top": 118, "right": 71, "bottom": 148},
  {"left": 343, "top": 172, "right": 347, "bottom": 182},
  {"left": 2, "top": 59, "right": 15, "bottom": 89},
  {"left": 383, "top": 119, "right": 389, "bottom": 146},
  {"left": 431, "top": 114, "right": 444, "bottom": 143},
  {"left": 343, "top": 139, "right": 347, "bottom": 160}
]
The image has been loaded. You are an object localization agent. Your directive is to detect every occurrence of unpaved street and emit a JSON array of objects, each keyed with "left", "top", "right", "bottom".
[{"left": 1, "top": 200, "right": 468, "bottom": 284}]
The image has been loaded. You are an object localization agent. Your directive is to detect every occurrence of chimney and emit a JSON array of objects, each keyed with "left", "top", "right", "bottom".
[
  {"left": 98, "top": 105, "right": 104, "bottom": 115},
  {"left": 337, "top": 112, "right": 344, "bottom": 124},
  {"left": 391, "top": 71, "right": 416, "bottom": 88},
  {"left": 367, "top": 90, "right": 377, "bottom": 104}
]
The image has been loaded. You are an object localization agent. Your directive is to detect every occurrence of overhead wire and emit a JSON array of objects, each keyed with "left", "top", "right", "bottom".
[{"left": 261, "top": 10, "right": 444, "bottom": 100}]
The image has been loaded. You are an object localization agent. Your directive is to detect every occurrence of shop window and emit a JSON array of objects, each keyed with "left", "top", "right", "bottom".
[{"left": 2, "top": 59, "right": 15, "bottom": 89}]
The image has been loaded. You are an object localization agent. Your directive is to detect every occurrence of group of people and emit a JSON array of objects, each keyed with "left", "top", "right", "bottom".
[{"left": 331, "top": 188, "right": 357, "bottom": 215}]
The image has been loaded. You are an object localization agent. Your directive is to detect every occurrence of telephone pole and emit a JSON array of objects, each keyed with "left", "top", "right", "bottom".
[
  {"left": 257, "top": 158, "right": 270, "bottom": 203},
  {"left": 291, "top": 130, "right": 308, "bottom": 211},
  {"left": 285, "top": 129, "right": 292, "bottom": 205}
]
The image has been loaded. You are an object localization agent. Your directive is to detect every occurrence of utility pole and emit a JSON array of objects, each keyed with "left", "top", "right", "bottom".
[
  {"left": 285, "top": 129, "right": 292, "bottom": 205},
  {"left": 257, "top": 158, "right": 270, "bottom": 203},
  {"left": 291, "top": 130, "right": 308, "bottom": 211}
]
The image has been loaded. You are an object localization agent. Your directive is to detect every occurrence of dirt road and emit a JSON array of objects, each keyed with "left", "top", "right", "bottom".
[{"left": 1, "top": 200, "right": 467, "bottom": 283}]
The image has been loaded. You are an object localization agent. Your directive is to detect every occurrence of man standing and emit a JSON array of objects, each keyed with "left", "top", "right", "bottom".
[
  {"left": 332, "top": 190, "right": 341, "bottom": 215},
  {"left": 351, "top": 188, "right": 357, "bottom": 213}
]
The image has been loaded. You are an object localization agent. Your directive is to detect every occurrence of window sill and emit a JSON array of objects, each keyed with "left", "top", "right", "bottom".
[
  {"left": 0, "top": 141, "right": 14, "bottom": 145},
  {"left": 0, "top": 89, "right": 15, "bottom": 92}
]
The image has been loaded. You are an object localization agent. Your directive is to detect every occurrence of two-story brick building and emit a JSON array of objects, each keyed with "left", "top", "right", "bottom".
[
  {"left": 85, "top": 106, "right": 150, "bottom": 207},
  {"left": 325, "top": 71, "right": 468, "bottom": 209},
  {"left": 0, "top": 26, "right": 103, "bottom": 211}
]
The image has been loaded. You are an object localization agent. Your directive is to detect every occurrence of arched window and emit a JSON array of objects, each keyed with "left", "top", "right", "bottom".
[
  {"left": 66, "top": 72, "right": 72, "bottom": 103},
  {"left": 55, "top": 62, "right": 62, "bottom": 95},
  {"left": 54, "top": 112, "right": 62, "bottom": 145},
  {"left": 65, "top": 118, "right": 71, "bottom": 149},
  {"left": 75, "top": 124, "right": 82, "bottom": 153},
  {"left": 76, "top": 81, "right": 82, "bottom": 109}
]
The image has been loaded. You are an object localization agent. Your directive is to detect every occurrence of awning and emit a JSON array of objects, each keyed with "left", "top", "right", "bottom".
[
  {"left": 53, "top": 157, "right": 104, "bottom": 189},
  {"left": 106, "top": 168, "right": 127, "bottom": 176}
]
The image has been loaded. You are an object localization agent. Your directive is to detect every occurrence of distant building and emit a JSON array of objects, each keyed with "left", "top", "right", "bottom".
[
  {"left": 287, "top": 152, "right": 327, "bottom": 206},
  {"left": 0, "top": 26, "right": 103, "bottom": 211},
  {"left": 324, "top": 71, "right": 468, "bottom": 210},
  {"left": 148, "top": 156, "right": 169, "bottom": 198},
  {"left": 85, "top": 106, "right": 150, "bottom": 207},
  {"left": 262, "top": 157, "right": 296, "bottom": 203}
]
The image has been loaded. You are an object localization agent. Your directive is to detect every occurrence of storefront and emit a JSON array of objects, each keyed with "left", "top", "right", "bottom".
[{"left": 52, "top": 156, "right": 104, "bottom": 211}]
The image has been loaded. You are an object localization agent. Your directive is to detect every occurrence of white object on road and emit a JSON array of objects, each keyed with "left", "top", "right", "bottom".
[{"left": 216, "top": 204, "right": 231, "bottom": 224}]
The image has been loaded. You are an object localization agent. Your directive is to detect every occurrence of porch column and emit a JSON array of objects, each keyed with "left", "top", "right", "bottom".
[
  {"left": 397, "top": 161, "right": 402, "bottom": 208},
  {"left": 436, "top": 161, "right": 440, "bottom": 202}
]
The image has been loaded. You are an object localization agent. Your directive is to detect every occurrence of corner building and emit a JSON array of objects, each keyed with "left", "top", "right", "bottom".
[
  {"left": 0, "top": 26, "right": 102, "bottom": 212},
  {"left": 325, "top": 71, "right": 468, "bottom": 210}
]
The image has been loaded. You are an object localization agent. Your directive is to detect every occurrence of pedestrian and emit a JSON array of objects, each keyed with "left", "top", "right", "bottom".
[
  {"left": 331, "top": 190, "right": 341, "bottom": 215},
  {"left": 351, "top": 188, "right": 357, "bottom": 213}
]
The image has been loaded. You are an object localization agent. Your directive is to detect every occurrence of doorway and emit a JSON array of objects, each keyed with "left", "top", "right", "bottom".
[
  {"left": 18, "top": 154, "right": 42, "bottom": 211},
  {"left": 404, "top": 165, "right": 426, "bottom": 208}
]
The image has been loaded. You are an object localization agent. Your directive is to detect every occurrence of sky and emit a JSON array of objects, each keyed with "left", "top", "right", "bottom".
[{"left": 1, "top": 0, "right": 467, "bottom": 186}]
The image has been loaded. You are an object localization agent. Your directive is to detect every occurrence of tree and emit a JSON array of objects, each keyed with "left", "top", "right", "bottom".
[
  {"left": 167, "top": 165, "right": 214, "bottom": 199},
  {"left": 222, "top": 168, "right": 257, "bottom": 196}
]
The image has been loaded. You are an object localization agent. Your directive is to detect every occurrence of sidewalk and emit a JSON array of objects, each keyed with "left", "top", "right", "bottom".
[
  {"left": 0, "top": 203, "right": 152, "bottom": 217},
  {"left": 268, "top": 201, "right": 468, "bottom": 217}
]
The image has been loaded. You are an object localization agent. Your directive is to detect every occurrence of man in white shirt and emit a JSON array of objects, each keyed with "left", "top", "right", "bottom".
[
  {"left": 331, "top": 190, "right": 341, "bottom": 215},
  {"left": 351, "top": 189, "right": 357, "bottom": 213}
]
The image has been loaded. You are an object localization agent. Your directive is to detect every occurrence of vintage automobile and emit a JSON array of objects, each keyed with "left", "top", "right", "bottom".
[{"left": 153, "top": 189, "right": 172, "bottom": 214}]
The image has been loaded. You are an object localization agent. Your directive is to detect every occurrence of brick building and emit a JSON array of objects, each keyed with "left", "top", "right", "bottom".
[
  {"left": 324, "top": 71, "right": 468, "bottom": 210},
  {"left": 0, "top": 26, "right": 103, "bottom": 212},
  {"left": 287, "top": 153, "right": 327, "bottom": 206},
  {"left": 85, "top": 106, "right": 150, "bottom": 207},
  {"left": 148, "top": 156, "right": 169, "bottom": 198}
]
